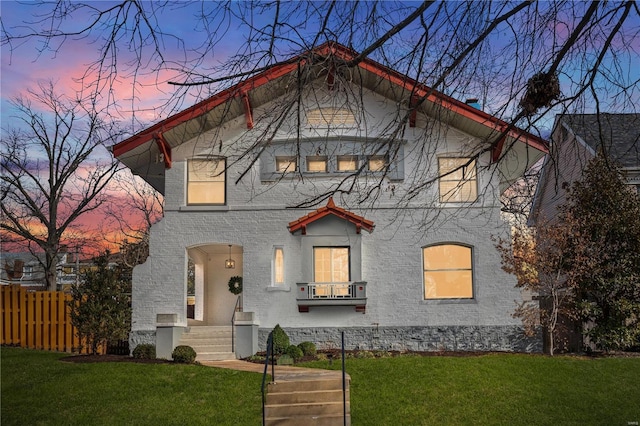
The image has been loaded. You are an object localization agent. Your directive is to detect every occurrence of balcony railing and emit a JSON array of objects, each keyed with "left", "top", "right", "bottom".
[{"left": 296, "top": 281, "right": 367, "bottom": 313}]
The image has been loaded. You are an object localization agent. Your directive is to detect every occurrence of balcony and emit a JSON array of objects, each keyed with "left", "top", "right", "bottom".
[{"left": 296, "top": 281, "right": 367, "bottom": 313}]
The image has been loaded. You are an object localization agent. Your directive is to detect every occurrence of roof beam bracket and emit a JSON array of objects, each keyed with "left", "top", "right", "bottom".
[{"left": 154, "top": 132, "right": 172, "bottom": 169}]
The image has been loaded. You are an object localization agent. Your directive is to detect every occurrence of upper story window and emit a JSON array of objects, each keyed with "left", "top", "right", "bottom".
[
  {"left": 423, "top": 244, "right": 473, "bottom": 299},
  {"left": 438, "top": 157, "right": 477, "bottom": 203},
  {"left": 261, "top": 140, "right": 404, "bottom": 182},
  {"left": 276, "top": 156, "right": 297, "bottom": 173},
  {"left": 337, "top": 155, "right": 358, "bottom": 171},
  {"left": 307, "top": 108, "right": 355, "bottom": 126},
  {"left": 368, "top": 155, "right": 388, "bottom": 172},
  {"left": 187, "top": 158, "right": 226, "bottom": 205},
  {"left": 307, "top": 156, "right": 328, "bottom": 173},
  {"left": 314, "top": 247, "right": 350, "bottom": 283}
]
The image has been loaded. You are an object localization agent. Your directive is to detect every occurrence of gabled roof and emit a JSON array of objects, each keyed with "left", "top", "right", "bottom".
[
  {"left": 112, "top": 41, "right": 548, "bottom": 193},
  {"left": 288, "top": 198, "right": 374, "bottom": 235},
  {"left": 560, "top": 113, "right": 640, "bottom": 168}
]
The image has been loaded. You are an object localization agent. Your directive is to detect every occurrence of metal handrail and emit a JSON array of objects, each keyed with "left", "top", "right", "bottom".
[
  {"left": 230, "top": 296, "right": 242, "bottom": 354},
  {"left": 261, "top": 331, "right": 275, "bottom": 426},
  {"left": 341, "top": 331, "right": 347, "bottom": 426}
]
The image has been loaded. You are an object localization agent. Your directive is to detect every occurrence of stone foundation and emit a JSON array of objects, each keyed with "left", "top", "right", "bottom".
[
  {"left": 258, "top": 325, "right": 542, "bottom": 353},
  {"left": 129, "top": 330, "right": 156, "bottom": 354}
]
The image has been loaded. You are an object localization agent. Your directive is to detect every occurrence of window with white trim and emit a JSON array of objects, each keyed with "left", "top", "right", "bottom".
[
  {"left": 273, "top": 247, "right": 285, "bottom": 286},
  {"left": 313, "top": 247, "right": 350, "bottom": 282},
  {"left": 187, "top": 158, "right": 226, "bottom": 205},
  {"left": 438, "top": 157, "right": 477, "bottom": 203},
  {"left": 423, "top": 244, "right": 473, "bottom": 299}
]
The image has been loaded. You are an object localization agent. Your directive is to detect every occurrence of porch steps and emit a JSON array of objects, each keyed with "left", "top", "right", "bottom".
[
  {"left": 265, "top": 377, "right": 350, "bottom": 426},
  {"left": 178, "top": 326, "right": 235, "bottom": 361}
]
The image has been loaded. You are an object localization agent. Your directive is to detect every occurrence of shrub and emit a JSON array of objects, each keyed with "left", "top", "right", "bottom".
[
  {"left": 271, "top": 324, "right": 290, "bottom": 355},
  {"left": 132, "top": 343, "right": 156, "bottom": 359},
  {"left": 286, "top": 344, "right": 304, "bottom": 361},
  {"left": 297, "top": 341, "right": 317, "bottom": 357},
  {"left": 172, "top": 345, "right": 197, "bottom": 363},
  {"left": 277, "top": 354, "right": 293, "bottom": 365}
]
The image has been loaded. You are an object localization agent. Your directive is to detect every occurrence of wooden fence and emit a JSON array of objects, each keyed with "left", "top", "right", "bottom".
[{"left": 1, "top": 285, "right": 105, "bottom": 354}]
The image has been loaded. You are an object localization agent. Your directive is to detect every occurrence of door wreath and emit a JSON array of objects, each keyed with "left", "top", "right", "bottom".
[{"left": 228, "top": 276, "right": 243, "bottom": 294}]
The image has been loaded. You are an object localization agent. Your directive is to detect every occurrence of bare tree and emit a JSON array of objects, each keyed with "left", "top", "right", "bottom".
[
  {"left": 1, "top": 1, "right": 638, "bottom": 211},
  {"left": 1, "top": 82, "right": 121, "bottom": 290},
  {"left": 102, "top": 172, "right": 164, "bottom": 270}
]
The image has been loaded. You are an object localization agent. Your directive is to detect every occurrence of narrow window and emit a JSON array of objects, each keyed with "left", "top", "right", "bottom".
[
  {"left": 187, "top": 158, "right": 226, "bottom": 205},
  {"left": 337, "top": 155, "right": 358, "bottom": 172},
  {"left": 313, "top": 247, "right": 350, "bottom": 282},
  {"left": 438, "top": 157, "right": 477, "bottom": 203},
  {"left": 273, "top": 247, "right": 285, "bottom": 286},
  {"left": 423, "top": 244, "right": 473, "bottom": 299},
  {"left": 276, "top": 156, "right": 297, "bottom": 173},
  {"left": 307, "top": 156, "right": 328, "bottom": 172},
  {"left": 368, "top": 155, "right": 388, "bottom": 172}
]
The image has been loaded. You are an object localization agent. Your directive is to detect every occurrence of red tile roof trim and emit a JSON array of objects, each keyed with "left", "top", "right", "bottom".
[
  {"left": 288, "top": 198, "right": 375, "bottom": 235},
  {"left": 112, "top": 41, "right": 548, "bottom": 162}
]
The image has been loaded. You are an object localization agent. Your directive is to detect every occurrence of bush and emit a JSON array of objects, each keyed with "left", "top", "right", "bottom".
[
  {"left": 286, "top": 344, "right": 304, "bottom": 360},
  {"left": 272, "top": 324, "right": 290, "bottom": 355},
  {"left": 172, "top": 345, "right": 197, "bottom": 363},
  {"left": 132, "top": 343, "right": 156, "bottom": 359},
  {"left": 297, "top": 341, "right": 317, "bottom": 357}
]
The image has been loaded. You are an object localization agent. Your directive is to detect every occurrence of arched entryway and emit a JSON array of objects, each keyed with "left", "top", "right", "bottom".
[{"left": 186, "top": 243, "right": 243, "bottom": 326}]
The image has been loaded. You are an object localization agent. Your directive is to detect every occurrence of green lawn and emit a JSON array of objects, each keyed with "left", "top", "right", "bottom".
[{"left": 2, "top": 347, "right": 639, "bottom": 425}]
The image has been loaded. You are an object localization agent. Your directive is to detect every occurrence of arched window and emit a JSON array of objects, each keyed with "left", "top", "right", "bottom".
[{"left": 422, "top": 244, "right": 473, "bottom": 299}]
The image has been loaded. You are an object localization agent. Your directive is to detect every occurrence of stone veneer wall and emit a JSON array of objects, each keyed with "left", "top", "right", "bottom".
[{"left": 258, "top": 326, "right": 542, "bottom": 353}]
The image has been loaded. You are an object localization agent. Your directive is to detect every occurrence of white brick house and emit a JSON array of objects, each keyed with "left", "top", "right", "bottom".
[{"left": 113, "top": 42, "right": 547, "bottom": 358}]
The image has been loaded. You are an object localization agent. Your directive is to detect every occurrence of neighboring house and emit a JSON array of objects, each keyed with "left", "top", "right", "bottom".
[
  {"left": 112, "top": 42, "right": 548, "bottom": 358},
  {"left": 531, "top": 113, "right": 640, "bottom": 224},
  {"left": 529, "top": 113, "right": 640, "bottom": 352},
  {"left": 1, "top": 251, "right": 86, "bottom": 290}
]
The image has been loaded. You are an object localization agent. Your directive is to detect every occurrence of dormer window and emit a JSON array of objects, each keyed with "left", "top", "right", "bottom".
[
  {"left": 307, "top": 156, "right": 328, "bottom": 172},
  {"left": 337, "top": 155, "right": 358, "bottom": 171},
  {"left": 276, "top": 156, "right": 297, "bottom": 173},
  {"left": 261, "top": 140, "right": 404, "bottom": 182},
  {"left": 368, "top": 155, "right": 388, "bottom": 172}
]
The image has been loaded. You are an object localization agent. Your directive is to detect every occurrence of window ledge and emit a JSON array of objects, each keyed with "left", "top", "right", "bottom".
[
  {"left": 420, "top": 298, "right": 476, "bottom": 305},
  {"left": 179, "top": 205, "right": 229, "bottom": 212},
  {"left": 266, "top": 286, "right": 291, "bottom": 292}
]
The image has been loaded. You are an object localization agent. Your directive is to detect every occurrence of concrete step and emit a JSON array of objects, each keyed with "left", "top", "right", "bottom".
[
  {"left": 196, "top": 351, "right": 236, "bottom": 361},
  {"left": 264, "top": 376, "right": 350, "bottom": 425},
  {"left": 265, "top": 414, "right": 351, "bottom": 426},
  {"left": 184, "top": 343, "right": 233, "bottom": 352},
  {"left": 183, "top": 326, "right": 232, "bottom": 336},
  {"left": 179, "top": 326, "right": 235, "bottom": 361},
  {"left": 265, "top": 401, "right": 349, "bottom": 418},
  {"left": 267, "top": 389, "right": 349, "bottom": 405},
  {"left": 267, "top": 378, "right": 347, "bottom": 393}
]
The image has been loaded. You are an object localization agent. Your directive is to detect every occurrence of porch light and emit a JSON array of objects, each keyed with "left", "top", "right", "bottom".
[{"left": 225, "top": 245, "right": 235, "bottom": 269}]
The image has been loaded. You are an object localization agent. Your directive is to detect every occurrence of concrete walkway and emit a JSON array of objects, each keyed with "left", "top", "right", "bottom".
[{"left": 201, "top": 359, "right": 348, "bottom": 381}]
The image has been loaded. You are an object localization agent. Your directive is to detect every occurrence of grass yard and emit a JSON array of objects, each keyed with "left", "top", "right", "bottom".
[
  {"left": 2, "top": 347, "right": 639, "bottom": 425},
  {"left": 301, "top": 353, "right": 640, "bottom": 425}
]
